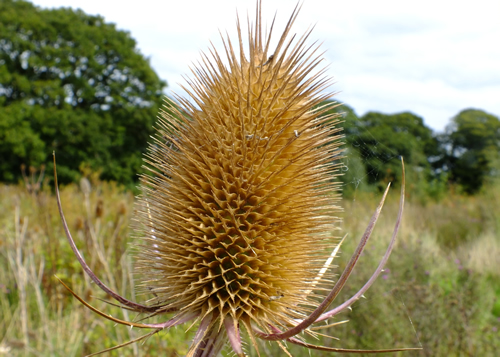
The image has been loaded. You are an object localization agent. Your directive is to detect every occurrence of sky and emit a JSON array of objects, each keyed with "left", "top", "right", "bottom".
[{"left": 32, "top": 0, "right": 500, "bottom": 132}]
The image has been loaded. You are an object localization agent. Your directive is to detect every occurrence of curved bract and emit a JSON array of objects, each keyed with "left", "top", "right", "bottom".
[{"left": 54, "top": 1, "right": 420, "bottom": 356}]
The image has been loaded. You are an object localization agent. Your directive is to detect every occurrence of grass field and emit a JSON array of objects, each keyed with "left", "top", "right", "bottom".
[{"left": 1, "top": 177, "right": 499, "bottom": 356}]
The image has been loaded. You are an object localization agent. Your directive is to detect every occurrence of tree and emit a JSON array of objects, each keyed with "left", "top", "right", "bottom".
[
  {"left": 353, "top": 111, "right": 439, "bottom": 186},
  {"left": 316, "top": 102, "right": 443, "bottom": 196},
  {"left": 0, "top": 0, "right": 166, "bottom": 185},
  {"left": 443, "top": 109, "right": 500, "bottom": 194}
]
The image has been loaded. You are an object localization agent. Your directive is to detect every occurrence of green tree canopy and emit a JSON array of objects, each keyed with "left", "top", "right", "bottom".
[
  {"left": 443, "top": 109, "right": 500, "bottom": 194},
  {"left": 352, "top": 111, "right": 439, "bottom": 188},
  {"left": 321, "top": 101, "right": 441, "bottom": 195},
  {"left": 0, "top": 0, "right": 166, "bottom": 185}
]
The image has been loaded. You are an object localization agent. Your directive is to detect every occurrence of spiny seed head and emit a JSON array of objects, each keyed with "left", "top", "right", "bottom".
[
  {"left": 54, "top": 3, "right": 409, "bottom": 356},
  {"left": 134, "top": 4, "right": 343, "bottom": 332}
]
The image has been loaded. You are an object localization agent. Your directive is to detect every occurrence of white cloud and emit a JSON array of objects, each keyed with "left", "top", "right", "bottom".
[{"left": 31, "top": 0, "right": 500, "bottom": 132}]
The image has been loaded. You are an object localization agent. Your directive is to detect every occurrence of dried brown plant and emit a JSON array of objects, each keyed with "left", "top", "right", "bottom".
[{"left": 54, "top": 2, "right": 419, "bottom": 356}]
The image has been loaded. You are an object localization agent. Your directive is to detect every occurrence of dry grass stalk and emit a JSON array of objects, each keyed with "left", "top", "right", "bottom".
[{"left": 54, "top": 1, "right": 417, "bottom": 356}]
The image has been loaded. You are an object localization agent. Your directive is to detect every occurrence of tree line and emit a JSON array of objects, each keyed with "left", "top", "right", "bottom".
[
  {"left": 1, "top": 0, "right": 499, "bottom": 195},
  {"left": 323, "top": 103, "right": 500, "bottom": 196}
]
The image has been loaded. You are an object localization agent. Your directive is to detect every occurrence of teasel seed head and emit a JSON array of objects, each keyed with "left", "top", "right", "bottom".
[
  {"left": 135, "top": 4, "right": 342, "bottom": 336},
  {"left": 54, "top": 2, "right": 417, "bottom": 356}
]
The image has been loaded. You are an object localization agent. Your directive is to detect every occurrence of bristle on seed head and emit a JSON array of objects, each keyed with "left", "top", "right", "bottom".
[{"left": 135, "top": 0, "right": 343, "bottom": 335}]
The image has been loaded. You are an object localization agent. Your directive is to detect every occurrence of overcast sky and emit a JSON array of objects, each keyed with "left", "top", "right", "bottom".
[{"left": 32, "top": 0, "right": 500, "bottom": 132}]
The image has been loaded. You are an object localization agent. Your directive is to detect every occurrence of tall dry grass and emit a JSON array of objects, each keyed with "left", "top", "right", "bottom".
[
  {"left": 1, "top": 177, "right": 499, "bottom": 356},
  {"left": 323, "top": 190, "right": 500, "bottom": 356},
  {"left": 0, "top": 178, "right": 189, "bottom": 356}
]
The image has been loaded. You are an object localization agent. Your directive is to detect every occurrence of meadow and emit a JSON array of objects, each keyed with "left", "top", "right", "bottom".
[{"left": 1, "top": 174, "right": 499, "bottom": 356}]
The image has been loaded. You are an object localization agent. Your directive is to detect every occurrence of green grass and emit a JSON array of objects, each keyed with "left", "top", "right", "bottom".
[
  {"left": 0, "top": 178, "right": 499, "bottom": 356},
  {"left": 319, "top": 191, "right": 500, "bottom": 356}
]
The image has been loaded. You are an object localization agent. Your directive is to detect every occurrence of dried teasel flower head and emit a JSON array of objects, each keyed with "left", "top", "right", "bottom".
[
  {"left": 136, "top": 3, "right": 342, "bottom": 338},
  {"left": 54, "top": 2, "right": 418, "bottom": 356}
]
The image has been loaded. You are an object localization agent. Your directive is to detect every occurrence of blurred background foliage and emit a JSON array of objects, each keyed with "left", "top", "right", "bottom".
[
  {"left": 1, "top": 168, "right": 499, "bottom": 356},
  {"left": 322, "top": 103, "right": 500, "bottom": 198},
  {"left": 0, "top": 0, "right": 166, "bottom": 186}
]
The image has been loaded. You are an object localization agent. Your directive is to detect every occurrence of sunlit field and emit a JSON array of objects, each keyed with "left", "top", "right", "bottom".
[{"left": 1, "top": 177, "right": 499, "bottom": 356}]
